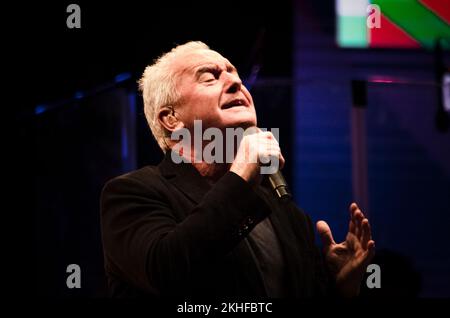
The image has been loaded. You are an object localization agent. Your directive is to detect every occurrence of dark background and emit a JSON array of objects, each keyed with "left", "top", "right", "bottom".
[{"left": 16, "top": 0, "right": 450, "bottom": 298}]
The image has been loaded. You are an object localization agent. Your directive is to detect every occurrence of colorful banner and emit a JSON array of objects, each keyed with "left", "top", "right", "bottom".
[{"left": 336, "top": 0, "right": 450, "bottom": 49}]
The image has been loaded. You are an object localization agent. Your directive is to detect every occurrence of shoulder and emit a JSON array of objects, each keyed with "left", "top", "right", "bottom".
[{"left": 101, "top": 165, "right": 167, "bottom": 198}]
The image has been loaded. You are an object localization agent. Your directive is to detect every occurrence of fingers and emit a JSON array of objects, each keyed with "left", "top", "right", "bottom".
[
  {"left": 351, "top": 204, "right": 365, "bottom": 240},
  {"left": 232, "top": 130, "right": 284, "bottom": 183},
  {"left": 348, "top": 203, "right": 358, "bottom": 234},
  {"left": 253, "top": 132, "right": 284, "bottom": 169},
  {"left": 365, "top": 240, "right": 376, "bottom": 264},
  {"left": 348, "top": 218, "right": 356, "bottom": 235},
  {"left": 349, "top": 202, "right": 374, "bottom": 251},
  {"left": 345, "top": 231, "right": 358, "bottom": 251},
  {"left": 240, "top": 132, "right": 281, "bottom": 163},
  {"left": 349, "top": 202, "right": 358, "bottom": 214},
  {"left": 316, "top": 220, "right": 336, "bottom": 249},
  {"left": 279, "top": 153, "right": 285, "bottom": 170},
  {"left": 361, "top": 218, "right": 372, "bottom": 250}
]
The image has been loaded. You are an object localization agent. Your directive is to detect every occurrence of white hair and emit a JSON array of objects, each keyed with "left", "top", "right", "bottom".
[{"left": 138, "top": 41, "right": 210, "bottom": 152}]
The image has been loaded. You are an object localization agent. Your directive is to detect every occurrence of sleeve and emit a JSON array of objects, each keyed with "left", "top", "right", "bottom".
[{"left": 100, "top": 171, "right": 272, "bottom": 294}]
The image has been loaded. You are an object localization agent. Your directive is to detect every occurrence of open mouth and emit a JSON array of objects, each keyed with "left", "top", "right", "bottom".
[{"left": 221, "top": 98, "right": 247, "bottom": 109}]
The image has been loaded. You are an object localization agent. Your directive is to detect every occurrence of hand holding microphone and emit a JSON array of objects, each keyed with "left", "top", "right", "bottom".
[{"left": 230, "top": 127, "right": 291, "bottom": 201}]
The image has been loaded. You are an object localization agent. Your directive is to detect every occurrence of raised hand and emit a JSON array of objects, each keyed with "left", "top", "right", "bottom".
[{"left": 316, "top": 202, "right": 375, "bottom": 297}]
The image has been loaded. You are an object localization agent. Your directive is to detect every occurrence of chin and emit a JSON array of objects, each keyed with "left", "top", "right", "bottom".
[
  {"left": 221, "top": 108, "right": 257, "bottom": 128},
  {"left": 228, "top": 117, "right": 257, "bottom": 129}
]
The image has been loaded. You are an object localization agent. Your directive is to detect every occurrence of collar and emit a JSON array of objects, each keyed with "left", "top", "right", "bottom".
[{"left": 158, "top": 151, "right": 212, "bottom": 204}]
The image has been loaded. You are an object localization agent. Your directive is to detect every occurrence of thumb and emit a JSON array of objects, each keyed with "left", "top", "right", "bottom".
[{"left": 316, "top": 220, "right": 335, "bottom": 248}]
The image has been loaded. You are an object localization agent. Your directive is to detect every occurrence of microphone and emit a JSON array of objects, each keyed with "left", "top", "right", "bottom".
[
  {"left": 244, "top": 127, "right": 292, "bottom": 202},
  {"left": 267, "top": 168, "right": 292, "bottom": 202}
]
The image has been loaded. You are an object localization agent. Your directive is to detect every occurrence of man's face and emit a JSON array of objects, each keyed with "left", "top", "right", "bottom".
[{"left": 172, "top": 49, "right": 257, "bottom": 131}]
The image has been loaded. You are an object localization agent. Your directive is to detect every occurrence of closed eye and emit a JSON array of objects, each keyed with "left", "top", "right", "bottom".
[
  {"left": 196, "top": 66, "right": 222, "bottom": 83},
  {"left": 199, "top": 72, "right": 217, "bottom": 82}
]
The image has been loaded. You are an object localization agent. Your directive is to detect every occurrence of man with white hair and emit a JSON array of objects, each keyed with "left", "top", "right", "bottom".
[{"left": 100, "top": 41, "right": 375, "bottom": 298}]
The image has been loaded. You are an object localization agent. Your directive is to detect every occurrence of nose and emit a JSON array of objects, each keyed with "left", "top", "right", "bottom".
[{"left": 224, "top": 72, "right": 242, "bottom": 94}]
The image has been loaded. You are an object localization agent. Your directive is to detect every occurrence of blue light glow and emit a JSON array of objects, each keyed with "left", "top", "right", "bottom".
[{"left": 115, "top": 73, "right": 132, "bottom": 83}]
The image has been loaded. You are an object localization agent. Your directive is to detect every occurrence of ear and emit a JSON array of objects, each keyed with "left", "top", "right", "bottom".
[{"left": 158, "top": 106, "right": 184, "bottom": 132}]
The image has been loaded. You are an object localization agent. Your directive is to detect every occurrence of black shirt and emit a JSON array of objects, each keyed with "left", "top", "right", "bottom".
[{"left": 247, "top": 217, "right": 288, "bottom": 297}]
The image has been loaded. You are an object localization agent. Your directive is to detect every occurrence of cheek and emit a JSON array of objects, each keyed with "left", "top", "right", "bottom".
[
  {"left": 182, "top": 91, "right": 222, "bottom": 124},
  {"left": 191, "top": 88, "right": 221, "bottom": 112}
]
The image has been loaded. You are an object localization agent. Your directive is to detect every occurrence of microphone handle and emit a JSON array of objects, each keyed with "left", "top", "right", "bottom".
[{"left": 268, "top": 170, "right": 292, "bottom": 202}]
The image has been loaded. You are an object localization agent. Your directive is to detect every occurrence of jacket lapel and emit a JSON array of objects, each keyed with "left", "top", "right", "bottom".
[{"left": 158, "top": 151, "right": 212, "bottom": 205}]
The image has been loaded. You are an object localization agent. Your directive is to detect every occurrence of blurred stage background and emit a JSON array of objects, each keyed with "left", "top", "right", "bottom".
[{"left": 25, "top": 0, "right": 450, "bottom": 298}]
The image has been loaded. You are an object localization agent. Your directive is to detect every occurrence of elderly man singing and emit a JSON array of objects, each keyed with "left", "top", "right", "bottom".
[{"left": 100, "top": 41, "right": 375, "bottom": 298}]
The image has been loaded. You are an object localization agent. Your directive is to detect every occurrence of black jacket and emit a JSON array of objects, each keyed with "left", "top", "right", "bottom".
[{"left": 100, "top": 152, "right": 332, "bottom": 298}]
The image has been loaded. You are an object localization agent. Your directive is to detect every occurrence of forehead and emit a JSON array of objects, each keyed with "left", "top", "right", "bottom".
[{"left": 173, "top": 49, "right": 234, "bottom": 76}]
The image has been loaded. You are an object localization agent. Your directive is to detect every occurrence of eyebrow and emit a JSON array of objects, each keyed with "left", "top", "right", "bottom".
[
  {"left": 226, "top": 63, "right": 237, "bottom": 73},
  {"left": 194, "top": 63, "right": 237, "bottom": 79},
  {"left": 195, "top": 65, "right": 220, "bottom": 78}
]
